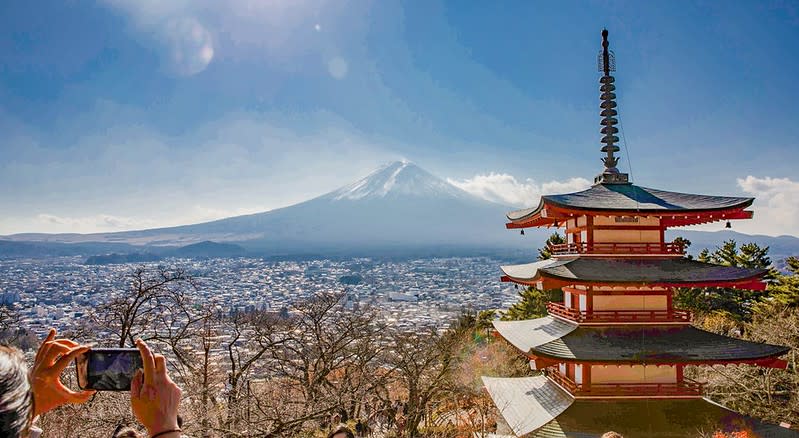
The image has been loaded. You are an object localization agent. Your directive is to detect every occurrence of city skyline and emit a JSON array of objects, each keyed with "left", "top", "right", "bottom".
[{"left": 2, "top": 1, "right": 798, "bottom": 237}]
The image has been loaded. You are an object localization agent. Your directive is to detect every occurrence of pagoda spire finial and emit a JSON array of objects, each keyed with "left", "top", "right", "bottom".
[{"left": 594, "top": 29, "right": 629, "bottom": 185}]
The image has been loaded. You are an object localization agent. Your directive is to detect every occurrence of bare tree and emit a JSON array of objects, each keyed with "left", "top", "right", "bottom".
[
  {"left": 92, "top": 265, "right": 197, "bottom": 347},
  {"left": 688, "top": 303, "right": 799, "bottom": 426},
  {"left": 193, "top": 292, "right": 387, "bottom": 437},
  {"left": 382, "top": 327, "right": 461, "bottom": 438}
]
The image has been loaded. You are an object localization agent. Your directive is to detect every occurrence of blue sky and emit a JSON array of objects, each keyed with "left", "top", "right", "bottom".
[{"left": 1, "top": 1, "right": 798, "bottom": 236}]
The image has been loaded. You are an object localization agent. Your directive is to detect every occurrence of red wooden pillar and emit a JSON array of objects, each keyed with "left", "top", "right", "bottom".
[
  {"left": 583, "top": 364, "right": 591, "bottom": 391},
  {"left": 676, "top": 364, "right": 684, "bottom": 383},
  {"left": 573, "top": 290, "right": 579, "bottom": 311},
  {"left": 666, "top": 291, "right": 673, "bottom": 314}
]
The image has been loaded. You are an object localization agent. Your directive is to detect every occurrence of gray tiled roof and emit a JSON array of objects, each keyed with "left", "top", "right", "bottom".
[
  {"left": 483, "top": 378, "right": 799, "bottom": 437},
  {"left": 492, "top": 317, "right": 577, "bottom": 353},
  {"left": 482, "top": 376, "right": 574, "bottom": 437},
  {"left": 532, "top": 324, "right": 789, "bottom": 363},
  {"left": 529, "top": 398, "right": 799, "bottom": 438},
  {"left": 501, "top": 258, "right": 766, "bottom": 284},
  {"left": 507, "top": 183, "right": 753, "bottom": 221}
]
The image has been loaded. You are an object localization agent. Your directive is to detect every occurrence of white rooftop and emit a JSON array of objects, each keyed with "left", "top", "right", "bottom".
[{"left": 481, "top": 375, "right": 574, "bottom": 437}]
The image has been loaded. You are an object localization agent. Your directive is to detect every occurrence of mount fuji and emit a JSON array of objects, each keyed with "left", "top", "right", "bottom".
[{"left": 3, "top": 161, "right": 539, "bottom": 255}]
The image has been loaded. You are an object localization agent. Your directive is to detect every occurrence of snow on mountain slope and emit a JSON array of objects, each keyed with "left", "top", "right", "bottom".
[{"left": 327, "top": 161, "right": 473, "bottom": 201}]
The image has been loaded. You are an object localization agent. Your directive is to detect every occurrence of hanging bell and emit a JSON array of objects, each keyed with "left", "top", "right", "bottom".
[
  {"left": 520, "top": 229, "right": 525, "bottom": 235},
  {"left": 725, "top": 221, "right": 732, "bottom": 229}
]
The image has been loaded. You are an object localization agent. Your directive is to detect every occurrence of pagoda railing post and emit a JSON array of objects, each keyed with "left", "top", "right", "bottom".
[
  {"left": 547, "top": 241, "right": 687, "bottom": 256},
  {"left": 548, "top": 302, "right": 693, "bottom": 323}
]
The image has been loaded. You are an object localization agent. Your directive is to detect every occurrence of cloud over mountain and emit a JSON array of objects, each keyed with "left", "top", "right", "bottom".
[{"left": 447, "top": 173, "right": 591, "bottom": 208}]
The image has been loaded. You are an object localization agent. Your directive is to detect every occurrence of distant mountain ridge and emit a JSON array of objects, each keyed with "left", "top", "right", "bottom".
[
  {"left": 666, "top": 229, "right": 799, "bottom": 262},
  {"left": 2, "top": 161, "right": 798, "bottom": 259},
  {"left": 2, "top": 162, "right": 531, "bottom": 254}
]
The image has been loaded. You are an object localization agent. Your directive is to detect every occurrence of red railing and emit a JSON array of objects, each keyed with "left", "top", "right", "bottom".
[
  {"left": 546, "top": 368, "right": 579, "bottom": 392},
  {"left": 545, "top": 369, "right": 703, "bottom": 397},
  {"left": 547, "top": 241, "right": 685, "bottom": 256},
  {"left": 546, "top": 302, "right": 582, "bottom": 320},
  {"left": 547, "top": 302, "right": 692, "bottom": 323}
]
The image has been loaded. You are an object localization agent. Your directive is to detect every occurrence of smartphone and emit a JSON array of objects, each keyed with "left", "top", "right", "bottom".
[{"left": 75, "top": 348, "right": 143, "bottom": 391}]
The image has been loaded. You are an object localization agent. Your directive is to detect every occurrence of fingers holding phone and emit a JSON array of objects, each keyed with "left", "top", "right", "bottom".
[
  {"left": 31, "top": 328, "right": 95, "bottom": 417},
  {"left": 131, "top": 339, "right": 182, "bottom": 437}
]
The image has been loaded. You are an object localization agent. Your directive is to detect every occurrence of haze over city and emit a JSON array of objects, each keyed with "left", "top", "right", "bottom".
[{"left": 2, "top": 1, "right": 798, "bottom": 237}]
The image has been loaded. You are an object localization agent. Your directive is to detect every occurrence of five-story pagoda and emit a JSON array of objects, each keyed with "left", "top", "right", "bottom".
[{"left": 482, "top": 30, "right": 796, "bottom": 438}]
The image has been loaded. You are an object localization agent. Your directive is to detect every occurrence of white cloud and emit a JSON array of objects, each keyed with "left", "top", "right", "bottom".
[
  {"left": 736, "top": 175, "right": 799, "bottom": 237},
  {"left": 447, "top": 173, "right": 591, "bottom": 207},
  {"left": 25, "top": 205, "right": 273, "bottom": 234},
  {"left": 33, "top": 214, "right": 156, "bottom": 233},
  {"left": 0, "top": 105, "right": 393, "bottom": 234}
]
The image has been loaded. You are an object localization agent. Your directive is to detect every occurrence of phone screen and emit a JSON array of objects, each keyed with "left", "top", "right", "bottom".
[{"left": 76, "top": 348, "right": 143, "bottom": 391}]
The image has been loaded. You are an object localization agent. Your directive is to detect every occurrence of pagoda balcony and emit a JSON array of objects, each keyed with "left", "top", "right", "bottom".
[
  {"left": 547, "top": 241, "right": 686, "bottom": 257},
  {"left": 546, "top": 302, "right": 692, "bottom": 323},
  {"left": 544, "top": 369, "right": 704, "bottom": 398}
]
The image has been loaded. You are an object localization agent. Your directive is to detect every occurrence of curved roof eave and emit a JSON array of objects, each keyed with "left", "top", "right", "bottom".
[
  {"left": 507, "top": 198, "right": 546, "bottom": 222},
  {"left": 501, "top": 258, "right": 767, "bottom": 288},
  {"left": 505, "top": 184, "right": 755, "bottom": 222},
  {"left": 528, "top": 325, "right": 790, "bottom": 364},
  {"left": 492, "top": 316, "right": 577, "bottom": 353},
  {"left": 482, "top": 376, "right": 573, "bottom": 437}
]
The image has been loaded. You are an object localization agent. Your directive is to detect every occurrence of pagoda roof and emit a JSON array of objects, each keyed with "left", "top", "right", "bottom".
[
  {"left": 492, "top": 317, "right": 789, "bottom": 364},
  {"left": 507, "top": 183, "right": 754, "bottom": 222},
  {"left": 481, "top": 376, "right": 573, "bottom": 437},
  {"left": 493, "top": 317, "right": 577, "bottom": 353},
  {"left": 500, "top": 257, "right": 766, "bottom": 289},
  {"left": 483, "top": 376, "right": 799, "bottom": 437}
]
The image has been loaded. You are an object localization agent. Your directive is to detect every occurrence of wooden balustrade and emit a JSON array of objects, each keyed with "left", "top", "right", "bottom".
[
  {"left": 547, "top": 241, "right": 685, "bottom": 256},
  {"left": 546, "top": 301, "right": 582, "bottom": 320},
  {"left": 545, "top": 368, "right": 703, "bottom": 397},
  {"left": 546, "top": 302, "right": 692, "bottom": 323}
]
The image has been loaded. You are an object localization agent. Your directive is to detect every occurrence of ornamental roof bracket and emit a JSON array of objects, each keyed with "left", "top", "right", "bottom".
[{"left": 595, "top": 29, "right": 630, "bottom": 185}]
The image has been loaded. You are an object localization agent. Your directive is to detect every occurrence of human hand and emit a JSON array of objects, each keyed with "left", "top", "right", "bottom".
[
  {"left": 131, "top": 339, "right": 182, "bottom": 437},
  {"left": 30, "top": 328, "right": 95, "bottom": 417}
]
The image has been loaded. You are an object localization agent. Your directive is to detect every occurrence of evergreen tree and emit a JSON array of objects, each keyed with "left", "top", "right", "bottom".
[
  {"left": 502, "top": 287, "right": 547, "bottom": 321},
  {"left": 674, "top": 240, "right": 776, "bottom": 322},
  {"left": 537, "top": 232, "right": 566, "bottom": 260},
  {"left": 710, "top": 240, "right": 739, "bottom": 266},
  {"left": 501, "top": 287, "right": 564, "bottom": 321},
  {"left": 673, "top": 236, "right": 693, "bottom": 259},
  {"left": 767, "top": 256, "right": 799, "bottom": 307},
  {"left": 475, "top": 309, "right": 497, "bottom": 331},
  {"left": 502, "top": 233, "right": 566, "bottom": 321}
]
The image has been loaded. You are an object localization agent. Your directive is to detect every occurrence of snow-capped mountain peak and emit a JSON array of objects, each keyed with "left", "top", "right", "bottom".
[{"left": 327, "top": 161, "right": 471, "bottom": 201}]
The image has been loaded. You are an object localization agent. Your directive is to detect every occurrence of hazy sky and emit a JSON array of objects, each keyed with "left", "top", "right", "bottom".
[{"left": 1, "top": 1, "right": 798, "bottom": 236}]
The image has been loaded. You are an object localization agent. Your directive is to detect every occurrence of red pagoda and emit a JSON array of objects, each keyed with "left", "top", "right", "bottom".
[{"left": 482, "top": 30, "right": 796, "bottom": 438}]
